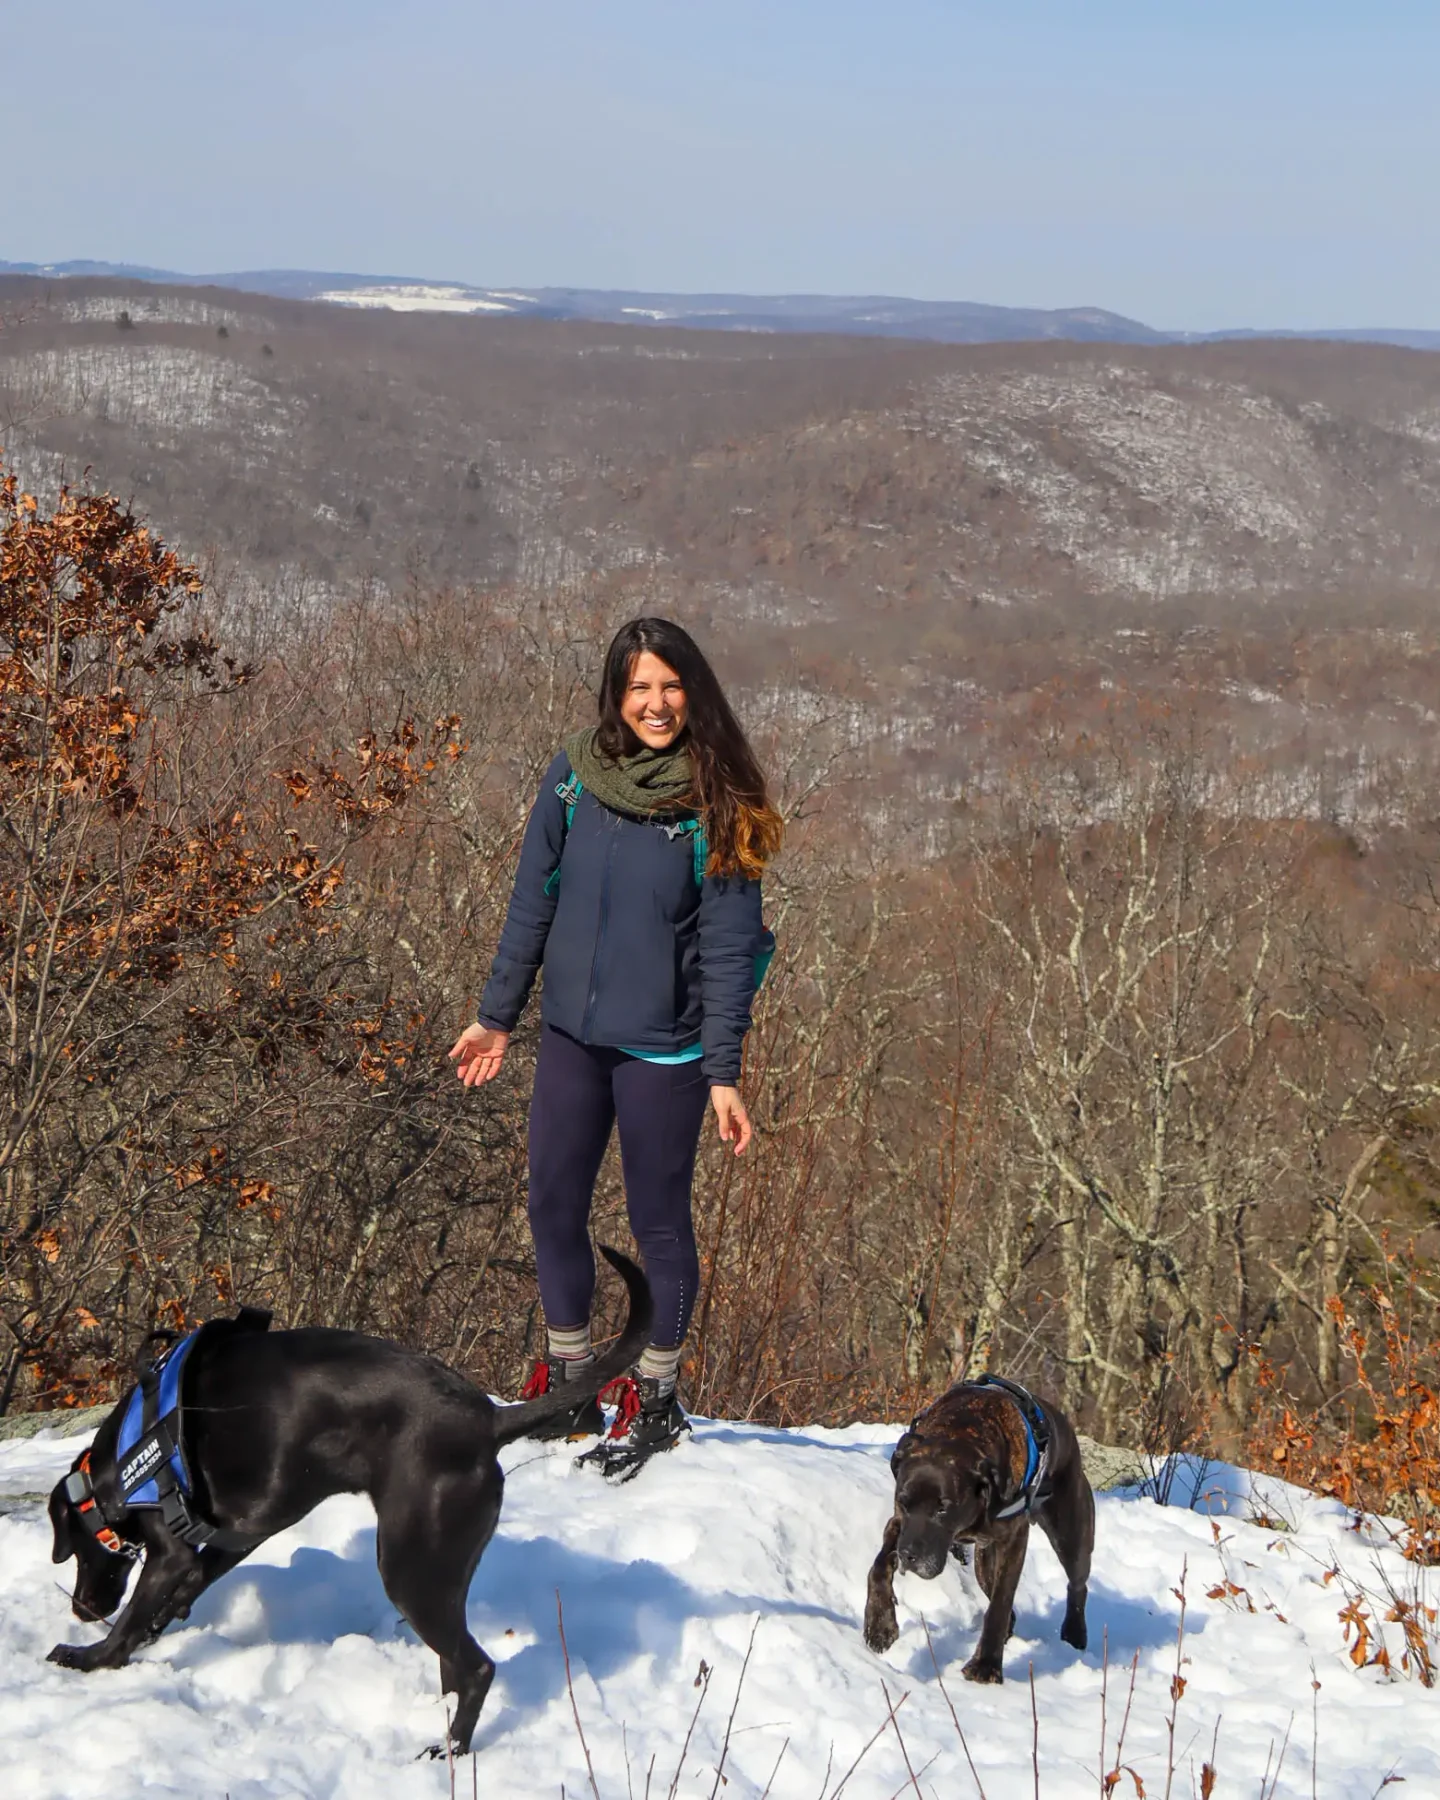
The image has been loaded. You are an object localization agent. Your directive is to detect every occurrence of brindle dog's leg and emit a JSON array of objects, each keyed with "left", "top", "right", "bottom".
[
  {"left": 863, "top": 1515, "right": 902, "bottom": 1653},
  {"left": 1036, "top": 1473, "right": 1094, "bottom": 1651},
  {"left": 964, "top": 1520, "right": 1028, "bottom": 1683}
]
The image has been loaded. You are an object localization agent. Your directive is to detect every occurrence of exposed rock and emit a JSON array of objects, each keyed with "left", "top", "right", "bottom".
[
  {"left": 0, "top": 1405, "right": 107, "bottom": 1444},
  {"left": 1078, "top": 1434, "right": 1147, "bottom": 1492}
]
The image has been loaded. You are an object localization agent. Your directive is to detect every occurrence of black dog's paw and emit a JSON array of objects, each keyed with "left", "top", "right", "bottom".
[
  {"left": 863, "top": 1607, "right": 900, "bottom": 1655},
  {"left": 961, "top": 1655, "right": 1004, "bottom": 1685},
  {"left": 1061, "top": 1617, "right": 1088, "bottom": 1652},
  {"left": 47, "top": 1642, "right": 97, "bottom": 1672}
]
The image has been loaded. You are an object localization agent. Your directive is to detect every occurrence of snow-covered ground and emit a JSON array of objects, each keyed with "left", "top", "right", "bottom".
[
  {"left": 1, "top": 1417, "right": 1435, "bottom": 1798},
  {"left": 315, "top": 284, "right": 526, "bottom": 314}
]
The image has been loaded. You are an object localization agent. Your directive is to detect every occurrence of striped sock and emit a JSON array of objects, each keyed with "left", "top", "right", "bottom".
[
  {"left": 636, "top": 1344, "right": 683, "bottom": 1397},
  {"left": 547, "top": 1323, "right": 594, "bottom": 1378}
]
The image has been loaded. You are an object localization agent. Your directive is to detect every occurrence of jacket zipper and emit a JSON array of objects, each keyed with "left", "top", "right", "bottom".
[{"left": 581, "top": 809, "right": 617, "bottom": 1041}]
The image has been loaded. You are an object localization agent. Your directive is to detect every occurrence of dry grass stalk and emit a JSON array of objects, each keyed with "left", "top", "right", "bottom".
[
  {"left": 556, "top": 1590, "right": 602, "bottom": 1800},
  {"left": 921, "top": 1613, "right": 988, "bottom": 1799},
  {"left": 880, "top": 1678, "right": 923, "bottom": 1798},
  {"left": 707, "top": 1617, "right": 760, "bottom": 1800}
]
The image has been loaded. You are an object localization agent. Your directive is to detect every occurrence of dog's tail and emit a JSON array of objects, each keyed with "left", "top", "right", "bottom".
[{"left": 492, "top": 1245, "right": 654, "bottom": 1448}]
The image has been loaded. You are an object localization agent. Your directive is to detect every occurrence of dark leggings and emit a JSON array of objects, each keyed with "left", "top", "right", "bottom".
[{"left": 528, "top": 1024, "right": 710, "bottom": 1350}]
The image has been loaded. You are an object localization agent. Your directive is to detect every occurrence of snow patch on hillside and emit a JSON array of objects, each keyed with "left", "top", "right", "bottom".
[
  {"left": 56, "top": 295, "right": 267, "bottom": 332},
  {"left": 916, "top": 366, "right": 1349, "bottom": 598},
  {"left": 317, "top": 285, "right": 522, "bottom": 315},
  {"left": 1, "top": 345, "right": 294, "bottom": 439}
]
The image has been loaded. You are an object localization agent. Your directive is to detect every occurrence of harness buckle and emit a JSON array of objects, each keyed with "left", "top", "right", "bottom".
[{"left": 64, "top": 1456, "right": 140, "bottom": 1559}]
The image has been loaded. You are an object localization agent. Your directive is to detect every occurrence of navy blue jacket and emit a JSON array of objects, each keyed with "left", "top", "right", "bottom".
[{"left": 478, "top": 752, "right": 764, "bottom": 1084}]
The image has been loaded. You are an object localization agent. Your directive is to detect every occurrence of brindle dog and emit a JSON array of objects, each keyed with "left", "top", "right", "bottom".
[{"left": 863, "top": 1380, "right": 1094, "bottom": 1682}]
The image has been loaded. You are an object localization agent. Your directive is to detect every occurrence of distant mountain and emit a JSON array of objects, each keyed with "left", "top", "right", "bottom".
[
  {"left": 0, "top": 259, "right": 186, "bottom": 284},
  {"left": 296, "top": 280, "right": 1173, "bottom": 346},
  {"left": 1, "top": 259, "right": 1437, "bottom": 350},
  {"left": 1202, "top": 326, "right": 1440, "bottom": 353}
]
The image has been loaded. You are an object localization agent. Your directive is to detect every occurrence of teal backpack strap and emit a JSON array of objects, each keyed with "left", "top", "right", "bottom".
[
  {"left": 662, "top": 817, "right": 709, "bottom": 887},
  {"left": 544, "top": 771, "right": 584, "bottom": 898},
  {"left": 674, "top": 818, "right": 775, "bottom": 991},
  {"left": 557, "top": 771, "right": 584, "bottom": 831}
]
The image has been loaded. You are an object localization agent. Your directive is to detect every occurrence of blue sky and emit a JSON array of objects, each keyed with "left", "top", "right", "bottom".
[{"left": 9, "top": 1, "right": 1438, "bottom": 329}]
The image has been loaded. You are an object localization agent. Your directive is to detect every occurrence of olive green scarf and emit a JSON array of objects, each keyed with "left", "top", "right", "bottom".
[{"left": 564, "top": 727, "right": 695, "bottom": 819}]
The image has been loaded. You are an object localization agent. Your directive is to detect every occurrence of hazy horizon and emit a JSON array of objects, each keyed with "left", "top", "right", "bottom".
[{"left": 13, "top": 1, "right": 1440, "bottom": 333}]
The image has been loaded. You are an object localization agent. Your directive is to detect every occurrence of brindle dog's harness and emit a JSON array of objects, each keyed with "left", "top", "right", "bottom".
[
  {"left": 900, "top": 1373, "right": 1054, "bottom": 1519},
  {"left": 64, "top": 1308, "right": 271, "bottom": 1557},
  {"left": 966, "top": 1374, "right": 1053, "bottom": 1518}
]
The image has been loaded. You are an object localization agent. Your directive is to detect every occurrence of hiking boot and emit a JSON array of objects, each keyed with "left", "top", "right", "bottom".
[
  {"left": 520, "top": 1358, "right": 605, "bottom": 1442},
  {"left": 576, "top": 1374, "right": 691, "bottom": 1483}
]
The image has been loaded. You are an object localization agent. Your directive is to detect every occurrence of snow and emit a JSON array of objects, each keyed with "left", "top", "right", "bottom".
[
  {"left": 2, "top": 345, "right": 288, "bottom": 436},
  {"left": 315, "top": 285, "right": 518, "bottom": 314},
  {"left": 57, "top": 295, "right": 264, "bottom": 331},
  {"left": 1, "top": 1419, "right": 1435, "bottom": 1798},
  {"left": 915, "top": 365, "right": 1334, "bottom": 599}
]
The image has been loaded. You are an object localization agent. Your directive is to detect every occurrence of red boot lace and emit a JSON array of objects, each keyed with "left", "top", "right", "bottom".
[
  {"left": 520, "top": 1359, "right": 551, "bottom": 1400},
  {"left": 598, "top": 1375, "right": 642, "bottom": 1439}
]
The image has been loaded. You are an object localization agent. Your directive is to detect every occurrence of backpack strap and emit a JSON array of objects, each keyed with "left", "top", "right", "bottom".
[
  {"left": 557, "top": 771, "right": 584, "bottom": 833},
  {"left": 544, "top": 770, "right": 585, "bottom": 898},
  {"left": 661, "top": 816, "right": 709, "bottom": 887}
]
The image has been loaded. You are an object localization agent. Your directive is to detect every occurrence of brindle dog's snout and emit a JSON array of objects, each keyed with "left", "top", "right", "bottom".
[{"left": 897, "top": 1529, "right": 948, "bottom": 1580}]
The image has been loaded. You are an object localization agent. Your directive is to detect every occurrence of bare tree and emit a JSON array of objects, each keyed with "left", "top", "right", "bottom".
[{"left": 964, "top": 722, "right": 1432, "bottom": 1446}]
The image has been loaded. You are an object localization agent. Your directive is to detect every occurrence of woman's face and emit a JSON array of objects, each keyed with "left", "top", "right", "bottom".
[{"left": 620, "top": 650, "right": 689, "bottom": 750}]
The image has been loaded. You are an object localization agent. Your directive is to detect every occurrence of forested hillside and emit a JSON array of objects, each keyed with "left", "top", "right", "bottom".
[{"left": 3, "top": 279, "right": 1439, "bottom": 1535}]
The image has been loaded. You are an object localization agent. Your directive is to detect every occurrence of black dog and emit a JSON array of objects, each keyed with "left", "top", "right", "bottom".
[
  {"left": 47, "top": 1246, "right": 651, "bottom": 1755},
  {"left": 864, "top": 1375, "right": 1094, "bottom": 1683}
]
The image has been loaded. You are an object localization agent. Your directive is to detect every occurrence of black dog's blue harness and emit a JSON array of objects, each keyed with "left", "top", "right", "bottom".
[
  {"left": 113, "top": 1332, "right": 211, "bottom": 1531},
  {"left": 964, "top": 1374, "right": 1053, "bottom": 1519},
  {"left": 65, "top": 1311, "right": 269, "bottom": 1556}
]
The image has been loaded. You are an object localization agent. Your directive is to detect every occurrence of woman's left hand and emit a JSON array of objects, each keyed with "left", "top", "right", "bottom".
[{"left": 710, "top": 1086, "right": 752, "bottom": 1155}]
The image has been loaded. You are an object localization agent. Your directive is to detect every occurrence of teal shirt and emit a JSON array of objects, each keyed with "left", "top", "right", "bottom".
[{"left": 620, "top": 1041, "right": 704, "bottom": 1065}]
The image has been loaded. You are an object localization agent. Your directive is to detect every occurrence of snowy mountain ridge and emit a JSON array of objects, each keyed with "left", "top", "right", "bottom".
[
  {"left": 5, "top": 261, "right": 1440, "bottom": 348},
  {"left": 2, "top": 1416, "right": 1435, "bottom": 1798}
]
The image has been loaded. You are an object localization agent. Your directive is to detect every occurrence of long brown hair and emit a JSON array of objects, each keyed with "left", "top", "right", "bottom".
[{"left": 596, "top": 617, "right": 783, "bottom": 879}]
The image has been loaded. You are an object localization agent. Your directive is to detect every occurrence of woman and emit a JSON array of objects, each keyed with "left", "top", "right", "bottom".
[{"left": 451, "top": 618, "right": 782, "bottom": 1479}]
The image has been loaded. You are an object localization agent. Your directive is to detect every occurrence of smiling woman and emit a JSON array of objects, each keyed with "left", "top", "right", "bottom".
[
  {"left": 620, "top": 649, "right": 688, "bottom": 749},
  {"left": 450, "top": 618, "right": 782, "bottom": 1481}
]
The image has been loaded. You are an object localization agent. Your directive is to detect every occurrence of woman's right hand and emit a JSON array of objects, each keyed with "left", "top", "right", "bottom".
[{"left": 450, "top": 1022, "right": 510, "bottom": 1087}]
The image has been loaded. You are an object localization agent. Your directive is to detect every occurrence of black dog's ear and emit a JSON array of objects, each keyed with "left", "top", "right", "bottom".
[
  {"left": 890, "top": 1430, "right": 917, "bottom": 1473},
  {"left": 976, "top": 1457, "right": 1001, "bottom": 1503},
  {"left": 48, "top": 1480, "right": 75, "bottom": 1565}
]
